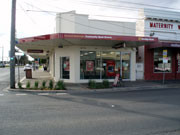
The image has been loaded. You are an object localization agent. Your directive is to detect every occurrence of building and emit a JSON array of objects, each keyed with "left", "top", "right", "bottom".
[
  {"left": 16, "top": 10, "right": 158, "bottom": 83},
  {"left": 136, "top": 9, "right": 180, "bottom": 80}
]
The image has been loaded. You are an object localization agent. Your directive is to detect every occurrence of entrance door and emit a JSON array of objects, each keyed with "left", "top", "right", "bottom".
[
  {"left": 60, "top": 57, "right": 70, "bottom": 79},
  {"left": 121, "top": 52, "right": 131, "bottom": 79}
]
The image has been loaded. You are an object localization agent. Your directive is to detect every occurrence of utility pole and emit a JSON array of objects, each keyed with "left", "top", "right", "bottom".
[{"left": 10, "top": 0, "right": 16, "bottom": 88}]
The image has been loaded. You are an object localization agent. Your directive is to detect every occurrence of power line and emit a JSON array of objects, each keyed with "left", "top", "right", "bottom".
[
  {"left": 21, "top": 0, "right": 180, "bottom": 19},
  {"left": 21, "top": 2, "right": 179, "bottom": 39},
  {"left": 95, "top": 0, "right": 180, "bottom": 11},
  {"left": 18, "top": 3, "right": 37, "bottom": 24},
  {"left": 40, "top": 0, "right": 180, "bottom": 12},
  {"left": 76, "top": 1, "right": 180, "bottom": 15}
]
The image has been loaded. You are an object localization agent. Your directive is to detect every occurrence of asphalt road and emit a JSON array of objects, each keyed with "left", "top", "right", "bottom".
[
  {"left": 0, "top": 88, "right": 180, "bottom": 135},
  {"left": 0, "top": 67, "right": 24, "bottom": 90}
]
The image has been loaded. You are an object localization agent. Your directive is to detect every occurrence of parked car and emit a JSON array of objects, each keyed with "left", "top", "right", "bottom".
[
  {"left": 0, "top": 63, "right": 5, "bottom": 68},
  {"left": 23, "top": 64, "right": 32, "bottom": 70}
]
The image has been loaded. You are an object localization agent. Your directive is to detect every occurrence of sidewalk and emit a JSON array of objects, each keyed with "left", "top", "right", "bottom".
[
  {"left": 20, "top": 68, "right": 53, "bottom": 88},
  {"left": 14, "top": 69, "right": 180, "bottom": 94}
]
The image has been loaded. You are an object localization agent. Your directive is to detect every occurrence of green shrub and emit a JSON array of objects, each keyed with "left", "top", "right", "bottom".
[
  {"left": 103, "top": 80, "right": 110, "bottom": 88},
  {"left": 55, "top": 80, "right": 66, "bottom": 90},
  {"left": 26, "top": 81, "right": 30, "bottom": 89},
  {"left": 18, "top": 82, "right": 22, "bottom": 89},
  {"left": 96, "top": 83, "right": 104, "bottom": 89},
  {"left": 88, "top": 80, "right": 96, "bottom": 89},
  {"left": 41, "top": 80, "right": 46, "bottom": 89},
  {"left": 34, "top": 81, "right": 39, "bottom": 89},
  {"left": 49, "top": 80, "right": 54, "bottom": 89}
]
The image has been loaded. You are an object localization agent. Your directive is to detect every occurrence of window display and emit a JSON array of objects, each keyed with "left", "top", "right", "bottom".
[
  {"left": 80, "top": 51, "right": 131, "bottom": 80},
  {"left": 154, "top": 48, "right": 172, "bottom": 73}
]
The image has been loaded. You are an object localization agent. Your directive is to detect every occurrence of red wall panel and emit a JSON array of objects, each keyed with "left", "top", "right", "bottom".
[{"left": 144, "top": 46, "right": 180, "bottom": 80}]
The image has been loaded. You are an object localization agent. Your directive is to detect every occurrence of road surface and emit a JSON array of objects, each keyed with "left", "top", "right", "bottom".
[
  {"left": 0, "top": 87, "right": 180, "bottom": 135},
  {"left": 0, "top": 67, "right": 24, "bottom": 90}
]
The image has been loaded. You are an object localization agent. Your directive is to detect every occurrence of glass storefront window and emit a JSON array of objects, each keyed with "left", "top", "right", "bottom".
[
  {"left": 80, "top": 51, "right": 101, "bottom": 79},
  {"left": 101, "top": 52, "right": 121, "bottom": 79},
  {"left": 80, "top": 51, "right": 131, "bottom": 80},
  {"left": 154, "top": 48, "right": 172, "bottom": 73}
]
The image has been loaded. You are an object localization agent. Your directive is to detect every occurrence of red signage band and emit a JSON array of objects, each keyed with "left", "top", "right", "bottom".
[
  {"left": 178, "top": 25, "right": 180, "bottom": 30},
  {"left": 150, "top": 22, "right": 173, "bottom": 29}
]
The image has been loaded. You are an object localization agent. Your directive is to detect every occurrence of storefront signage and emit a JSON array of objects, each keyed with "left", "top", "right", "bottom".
[
  {"left": 86, "top": 61, "right": 94, "bottom": 71},
  {"left": 27, "top": 49, "right": 43, "bottom": 53},
  {"left": 163, "top": 50, "right": 168, "bottom": 63},
  {"left": 150, "top": 22, "right": 173, "bottom": 29},
  {"left": 85, "top": 35, "right": 113, "bottom": 39},
  {"left": 170, "top": 44, "right": 180, "bottom": 48},
  {"left": 138, "top": 37, "right": 155, "bottom": 41}
]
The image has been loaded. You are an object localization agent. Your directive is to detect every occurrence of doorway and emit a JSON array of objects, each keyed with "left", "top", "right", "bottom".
[{"left": 60, "top": 57, "right": 70, "bottom": 79}]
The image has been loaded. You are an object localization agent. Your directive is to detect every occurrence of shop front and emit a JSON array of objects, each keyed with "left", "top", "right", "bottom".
[
  {"left": 136, "top": 8, "right": 180, "bottom": 80},
  {"left": 144, "top": 42, "right": 180, "bottom": 80},
  {"left": 80, "top": 51, "right": 131, "bottom": 80},
  {"left": 16, "top": 33, "right": 157, "bottom": 83}
]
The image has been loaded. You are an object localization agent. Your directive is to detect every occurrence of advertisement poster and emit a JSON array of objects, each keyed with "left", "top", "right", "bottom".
[
  {"left": 86, "top": 61, "right": 94, "bottom": 71},
  {"left": 106, "top": 60, "right": 116, "bottom": 77},
  {"left": 64, "top": 61, "right": 69, "bottom": 71}
]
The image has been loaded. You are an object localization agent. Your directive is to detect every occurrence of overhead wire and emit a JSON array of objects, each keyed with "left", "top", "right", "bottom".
[
  {"left": 95, "top": 0, "right": 180, "bottom": 11},
  {"left": 18, "top": 3, "right": 37, "bottom": 24},
  {"left": 20, "top": 1, "right": 179, "bottom": 39}
]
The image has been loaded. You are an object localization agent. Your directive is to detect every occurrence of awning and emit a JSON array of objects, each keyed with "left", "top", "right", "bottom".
[
  {"left": 16, "top": 33, "right": 158, "bottom": 58},
  {"left": 149, "top": 42, "right": 180, "bottom": 49}
]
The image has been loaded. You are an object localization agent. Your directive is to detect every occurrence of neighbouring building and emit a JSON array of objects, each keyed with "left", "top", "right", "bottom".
[{"left": 136, "top": 9, "right": 180, "bottom": 80}]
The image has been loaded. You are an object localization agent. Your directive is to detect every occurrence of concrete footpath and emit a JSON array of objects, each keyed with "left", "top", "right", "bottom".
[{"left": 8, "top": 69, "right": 180, "bottom": 94}]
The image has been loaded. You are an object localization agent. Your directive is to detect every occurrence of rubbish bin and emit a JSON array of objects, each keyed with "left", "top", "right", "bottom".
[{"left": 25, "top": 69, "right": 32, "bottom": 79}]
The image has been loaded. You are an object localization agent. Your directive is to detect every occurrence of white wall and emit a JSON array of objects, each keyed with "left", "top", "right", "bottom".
[
  {"left": 54, "top": 45, "right": 136, "bottom": 83},
  {"left": 56, "top": 11, "right": 136, "bottom": 36},
  {"left": 137, "top": 9, "right": 180, "bottom": 41},
  {"left": 56, "top": 11, "right": 76, "bottom": 33},
  {"left": 54, "top": 46, "right": 80, "bottom": 83}
]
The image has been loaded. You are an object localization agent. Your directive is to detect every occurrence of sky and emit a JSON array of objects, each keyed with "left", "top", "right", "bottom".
[{"left": 0, "top": 0, "right": 180, "bottom": 61}]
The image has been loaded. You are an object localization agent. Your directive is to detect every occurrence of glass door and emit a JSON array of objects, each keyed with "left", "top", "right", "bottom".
[
  {"left": 121, "top": 53, "right": 130, "bottom": 79},
  {"left": 60, "top": 57, "right": 70, "bottom": 79}
]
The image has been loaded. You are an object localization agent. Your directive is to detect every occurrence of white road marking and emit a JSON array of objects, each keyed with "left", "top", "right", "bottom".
[
  {"left": 111, "top": 105, "right": 115, "bottom": 108},
  {"left": 38, "top": 93, "right": 49, "bottom": 96},
  {"left": 0, "top": 94, "right": 4, "bottom": 96},
  {"left": 56, "top": 93, "right": 67, "bottom": 95},
  {"left": 15, "top": 93, "right": 27, "bottom": 96}
]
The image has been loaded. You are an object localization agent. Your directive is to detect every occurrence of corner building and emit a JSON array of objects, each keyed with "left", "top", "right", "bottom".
[{"left": 17, "top": 10, "right": 158, "bottom": 83}]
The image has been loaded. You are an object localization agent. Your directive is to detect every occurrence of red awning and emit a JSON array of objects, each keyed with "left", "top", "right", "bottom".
[
  {"left": 19, "top": 33, "right": 158, "bottom": 44},
  {"left": 149, "top": 42, "right": 180, "bottom": 49},
  {"left": 16, "top": 33, "right": 158, "bottom": 58}
]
